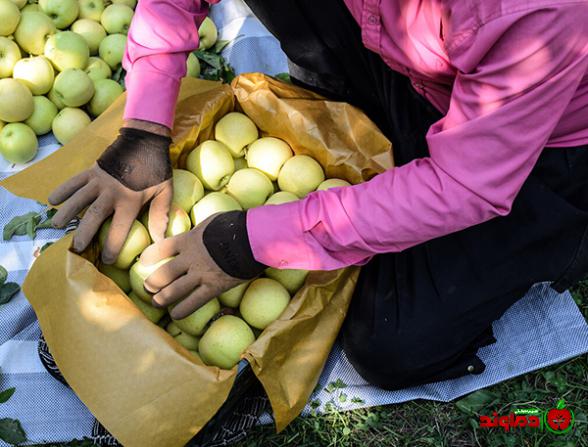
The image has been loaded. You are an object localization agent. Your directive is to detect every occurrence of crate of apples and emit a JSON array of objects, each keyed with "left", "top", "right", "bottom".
[{"left": 97, "top": 110, "right": 352, "bottom": 370}]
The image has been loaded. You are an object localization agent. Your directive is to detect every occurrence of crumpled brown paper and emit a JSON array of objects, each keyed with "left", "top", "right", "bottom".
[{"left": 1, "top": 73, "right": 392, "bottom": 447}]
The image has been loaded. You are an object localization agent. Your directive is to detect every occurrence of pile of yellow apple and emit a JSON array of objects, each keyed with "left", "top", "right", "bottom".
[
  {"left": 0, "top": 0, "right": 218, "bottom": 165},
  {"left": 97, "top": 111, "right": 351, "bottom": 370}
]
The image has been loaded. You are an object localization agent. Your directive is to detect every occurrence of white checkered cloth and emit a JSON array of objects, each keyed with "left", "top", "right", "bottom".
[{"left": 1, "top": 1, "right": 587, "bottom": 445}]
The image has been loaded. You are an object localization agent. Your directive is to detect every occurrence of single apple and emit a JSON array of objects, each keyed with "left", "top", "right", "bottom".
[
  {"left": 98, "top": 219, "right": 150, "bottom": 269},
  {"left": 214, "top": 112, "right": 258, "bottom": 158},
  {"left": 0, "top": 78, "right": 33, "bottom": 122},
  {"left": 226, "top": 168, "right": 273, "bottom": 210},
  {"left": 240, "top": 278, "right": 290, "bottom": 329},
  {"left": 0, "top": 0, "right": 20, "bottom": 36},
  {"left": 48, "top": 86, "right": 65, "bottom": 109},
  {"left": 79, "top": 0, "right": 104, "bottom": 21},
  {"left": 128, "top": 291, "right": 166, "bottom": 323},
  {"left": 98, "top": 33, "right": 126, "bottom": 69},
  {"left": 98, "top": 263, "right": 131, "bottom": 293},
  {"left": 218, "top": 281, "right": 251, "bottom": 308},
  {"left": 172, "top": 298, "right": 221, "bottom": 336},
  {"left": 100, "top": 4, "right": 134, "bottom": 34},
  {"left": 39, "top": 0, "right": 79, "bottom": 29},
  {"left": 186, "top": 140, "right": 235, "bottom": 190},
  {"left": 278, "top": 155, "right": 325, "bottom": 198},
  {"left": 0, "top": 120, "right": 4, "bottom": 132},
  {"left": 51, "top": 107, "right": 91, "bottom": 144},
  {"left": 14, "top": 11, "right": 56, "bottom": 56},
  {"left": 85, "top": 56, "right": 111, "bottom": 82},
  {"left": 166, "top": 321, "right": 182, "bottom": 336},
  {"left": 141, "top": 203, "right": 191, "bottom": 240},
  {"left": 166, "top": 322, "right": 200, "bottom": 350},
  {"left": 71, "top": 19, "right": 106, "bottom": 55},
  {"left": 190, "top": 192, "right": 242, "bottom": 226},
  {"left": 198, "top": 17, "right": 217, "bottom": 51},
  {"left": 265, "top": 191, "right": 299, "bottom": 205},
  {"left": 129, "top": 256, "right": 174, "bottom": 302},
  {"left": 246, "top": 137, "right": 293, "bottom": 181},
  {"left": 53, "top": 68, "right": 95, "bottom": 107},
  {"left": 185, "top": 52, "right": 200, "bottom": 78},
  {"left": 24, "top": 95, "right": 58, "bottom": 135},
  {"left": 0, "top": 36, "right": 21, "bottom": 78},
  {"left": 12, "top": 56, "right": 54, "bottom": 95},
  {"left": 88, "top": 78, "right": 123, "bottom": 117},
  {"left": 172, "top": 168, "right": 204, "bottom": 212},
  {"left": 111, "top": 0, "right": 136, "bottom": 8},
  {"left": 45, "top": 31, "right": 90, "bottom": 71},
  {"left": 0, "top": 122, "right": 37, "bottom": 164},
  {"left": 265, "top": 268, "right": 308, "bottom": 295},
  {"left": 198, "top": 315, "right": 255, "bottom": 370},
  {"left": 316, "top": 178, "right": 351, "bottom": 190}
]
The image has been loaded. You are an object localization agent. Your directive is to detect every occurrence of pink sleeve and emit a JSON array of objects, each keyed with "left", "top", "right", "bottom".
[
  {"left": 123, "top": 0, "right": 218, "bottom": 128},
  {"left": 247, "top": 6, "right": 588, "bottom": 271}
]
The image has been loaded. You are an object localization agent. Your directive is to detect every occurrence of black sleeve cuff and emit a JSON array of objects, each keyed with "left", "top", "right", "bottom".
[{"left": 202, "top": 211, "right": 266, "bottom": 279}]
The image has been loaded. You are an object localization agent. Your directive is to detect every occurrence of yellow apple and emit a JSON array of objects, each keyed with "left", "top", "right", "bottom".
[
  {"left": 128, "top": 291, "right": 166, "bottom": 323},
  {"left": 45, "top": 31, "right": 90, "bottom": 71},
  {"left": 85, "top": 56, "right": 111, "bottom": 82},
  {"left": 214, "top": 112, "right": 258, "bottom": 158},
  {"left": 48, "top": 86, "right": 65, "bottom": 109},
  {"left": 0, "top": 37, "right": 21, "bottom": 78},
  {"left": 240, "top": 278, "right": 290, "bottom": 329},
  {"left": 13, "top": 56, "right": 54, "bottom": 95},
  {"left": 142, "top": 203, "right": 191, "bottom": 240},
  {"left": 52, "top": 107, "right": 92, "bottom": 144},
  {"left": 198, "top": 315, "right": 255, "bottom": 369},
  {"left": 111, "top": 0, "right": 136, "bottom": 7},
  {"left": 172, "top": 298, "right": 221, "bottom": 336},
  {"left": 98, "top": 263, "right": 131, "bottom": 293},
  {"left": 317, "top": 178, "right": 351, "bottom": 190},
  {"left": 172, "top": 168, "right": 204, "bottom": 212},
  {"left": 246, "top": 137, "right": 293, "bottom": 181},
  {"left": 234, "top": 157, "right": 247, "bottom": 170},
  {"left": 8, "top": 0, "right": 25, "bottom": 7},
  {"left": 185, "top": 52, "right": 200, "bottom": 78},
  {"left": 198, "top": 17, "right": 217, "bottom": 50},
  {"left": 190, "top": 192, "right": 242, "bottom": 226},
  {"left": 21, "top": 4, "right": 40, "bottom": 12},
  {"left": 98, "top": 219, "right": 150, "bottom": 269},
  {"left": 218, "top": 281, "right": 250, "bottom": 308},
  {"left": 79, "top": 0, "right": 104, "bottom": 21},
  {"left": 265, "top": 191, "right": 299, "bottom": 205},
  {"left": 100, "top": 4, "right": 134, "bottom": 34},
  {"left": 39, "top": 0, "right": 79, "bottom": 29},
  {"left": 186, "top": 140, "right": 235, "bottom": 190},
  {"left": 129, "top": 256, "right": 174, "bottom": 302},
  {"left": 265, "top": 268, "right": 308, "bottom": 295},
  {"left": 226, "top": 168, "right": 273, "bottom": 210},
  {"left": 24, "top": 96, "right": 58, "bottom": 135},
  {"left": 0, "top": 78, "right": 33, "bottom": 122},
  {"left": 14, "top": 11, "right": 56, "bottom": 56},
  {"left": 53, "top": 68, "right": 95, "bottom": 107},
  {"left": 71, "top": 19, "right": 106, "bottom": 55},
  {"left": 278, "top": 155, "right": 325, "bottom": 198},
  {"left": 0, "top": 122, "right": 37, "bottom": 164},
  {"left": 88, "top": 78, "right": 123, "bottom": 117},
  {"left": 0, "top": 0, "right": 20, "bottom": 36},
  {"left": 98, "top": 33, "right": 126, "bottom": 69}
]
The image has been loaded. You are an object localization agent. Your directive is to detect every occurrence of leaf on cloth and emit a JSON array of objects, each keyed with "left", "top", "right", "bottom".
[
  {"left": 35, "top": 208, "right": 57, "bottom": 230},
  {"left": 3, "top": 209, "right": 58, "bottom": 241},
  {"left": 0, "top": 388, "right": 15, "bottom": 404},
  {"left": 0, "top": 283, "right": 20, "bottom": 305},
  {"left": 194, "top": 50, "right": 236, "bottom": 84},
  {"left": 0, "top": 418, "right": 27, "bottom": 445},
  {"left": 0, "top": 266, "right": 6, "bottom": 286}
]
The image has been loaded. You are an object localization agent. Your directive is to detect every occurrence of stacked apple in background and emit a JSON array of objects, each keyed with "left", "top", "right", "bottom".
[
  {"left": 98, "top": 110, "right": 352, "bottom": 370},
  {"left": 0, "top": 0, "right": 220, "bottom": 166}
]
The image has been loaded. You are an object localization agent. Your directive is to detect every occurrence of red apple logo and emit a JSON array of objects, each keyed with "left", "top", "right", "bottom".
[{"left": 545, "top": 400, "right": 574, "bottom": 434}]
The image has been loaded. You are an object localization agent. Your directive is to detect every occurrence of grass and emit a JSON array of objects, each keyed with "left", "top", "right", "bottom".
[{"left": 36, "top": 281, "right": 588, "bottom": 447}]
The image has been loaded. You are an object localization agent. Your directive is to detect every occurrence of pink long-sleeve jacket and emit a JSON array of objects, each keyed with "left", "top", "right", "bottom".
[{"left": 123, "top": 0, "right": 588, "bottom": 271}]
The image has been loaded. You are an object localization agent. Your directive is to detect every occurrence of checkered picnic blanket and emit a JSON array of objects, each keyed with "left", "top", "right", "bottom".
[{"left": 1, "top": 1, "right": 587, "bottom": 445}]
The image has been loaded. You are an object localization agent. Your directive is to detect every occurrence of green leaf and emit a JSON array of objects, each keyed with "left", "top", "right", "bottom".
[
  {"left": 0, "top": 266, "right": 7, "bottom": 286},
  {"left": 350, "top": 397, "right": 365, "bottom": 405},
  {"left": 195, "top": 50, "right": 223, "bottom": 70},
  {"left": 338, "top": 392, "right": 348, "bottom": 403},
  {"left": 40, "top": 242, "right": 54, "bottom": 253},
  {"left": 0, "top": 283, "right": 20, "bottom": 305},
  {"left": 212, "top": 39, "right": 231, "bottom": 54},
  {"left": 3, "top": 212, "right": 40, "bottom": 241},
  {"left": 274, "top": 73, "right": 292, "bottom": 84},
  {"left": 0, "top": 388, "right": 15, "bottom": 404},
  {"left": 0, "top": 418, "right": 26, "bottom": 445},
  {"left": 25, "top": 219, "right": 35, "bottom": 240}
]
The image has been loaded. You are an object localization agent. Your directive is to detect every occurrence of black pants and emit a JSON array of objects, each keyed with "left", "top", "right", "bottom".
[{"left": 245, "top": 0, "right": 588, "bottom": 389}]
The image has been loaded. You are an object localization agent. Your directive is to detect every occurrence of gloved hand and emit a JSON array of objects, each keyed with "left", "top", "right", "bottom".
[
  {"left": 141, "top": 211, "right": 266, "bottom": 319},
  {"left": 49, "top": 125, "right": 173, "bottom": 264}
]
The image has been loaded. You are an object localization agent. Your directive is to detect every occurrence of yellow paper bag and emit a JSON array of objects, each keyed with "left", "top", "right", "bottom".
[{"left": 1, "top": 73, "right": 392, "bottom": 447}]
